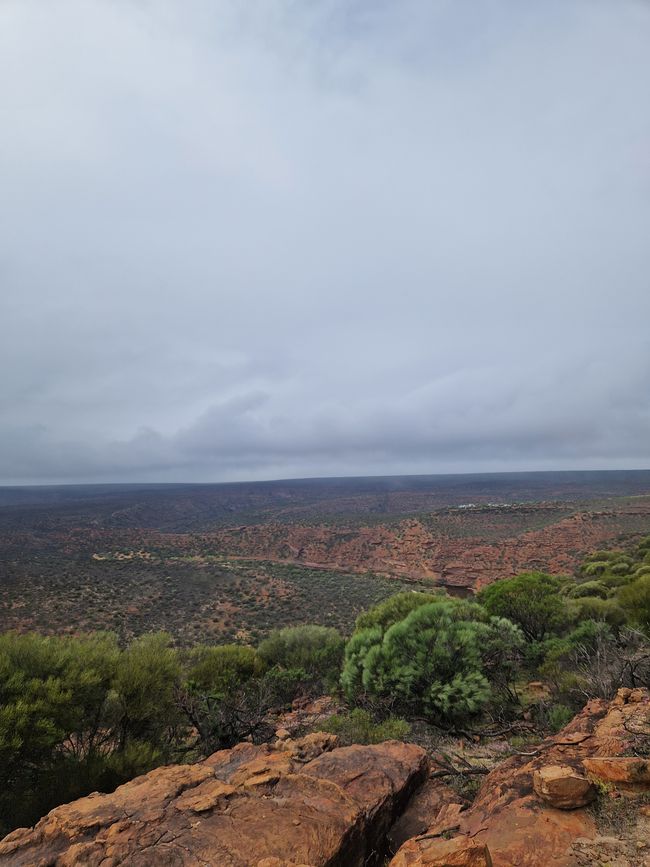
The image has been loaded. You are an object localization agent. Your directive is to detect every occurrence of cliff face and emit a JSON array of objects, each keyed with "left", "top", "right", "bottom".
[
  {"left": 2, "top": 689, "right": 649, "bottom": 867},
  {"left": 207, "top": 504, "right": 650, "bottom": 589}
]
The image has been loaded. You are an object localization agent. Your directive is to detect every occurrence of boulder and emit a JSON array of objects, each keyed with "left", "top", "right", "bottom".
[
  {"left": 0, "top": 736, "right": 428, "bottom": 867},
  {"left": 532, "top": 765, "right": 596, "bottom": 809}
]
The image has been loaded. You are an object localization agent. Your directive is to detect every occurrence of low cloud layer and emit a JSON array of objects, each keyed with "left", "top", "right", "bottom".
[{"left": 1, "top": 1, "right": 649, "bottom": 484}]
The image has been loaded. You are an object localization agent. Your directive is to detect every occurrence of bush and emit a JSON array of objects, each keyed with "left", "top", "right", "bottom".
[
  {"left": 569, "top": 597, "right": 626, "bottom": 629},
  {"left": 477, "top": 572, "right": 569, "bottom": 641},
  {"left": 113, "top": 632, "right": 181, "bottom": 749},
  {"left": 547, "top": 704, "right": 575, "bottom": 732},
  {"left": 341, "top": 597, "right": 523, "bottom": 723},
  {"left": 321, "top": 708, "right": 410, "bottom": 745},
  {"left": 0, "top": 631, "right": 182, "bottom": 835},
  {"left": 257, "top": 625, "right": 344, "bottom": 685},
  {"left": 618, "top": 575, "right": 650, "bottom": 633},
  {"left": 185, "top": 645, "right": 262, "bottom": 695},
  {"left": 354, "top": 591, "right": 442, "bottom": 631},
  {"left": 567, "top": 581, "right": 609, "bottom": 599}
]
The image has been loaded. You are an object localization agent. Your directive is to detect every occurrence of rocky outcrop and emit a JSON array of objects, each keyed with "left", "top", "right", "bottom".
[
  {"left": 390, "top": 687, "right": 650, "bottom": 867},
  {"left": 0, "top": 736, "right": 428, "bottom": 867},
  {"left": 2, "top": 690, "right": 649, "bottom": 866}
]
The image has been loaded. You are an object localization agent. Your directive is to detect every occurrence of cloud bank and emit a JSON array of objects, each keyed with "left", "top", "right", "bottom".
[{"left": 1, "top": 0, "right": 649, "bottom": 484}]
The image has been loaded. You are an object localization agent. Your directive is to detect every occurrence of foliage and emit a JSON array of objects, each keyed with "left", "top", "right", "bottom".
[
  {"left": 547, "top": 704, "right": 575, "bottom": 732},
  {"left": 618, "top": 575, "right": 650, "bottom": 633},
  {"left": 113, "top": 632, "right": 182, "bottom": 749},
  {"left": 0, "top": 631, "right": 178, "bottom": 834},
  {"left": 477, "top": 572, "right": 569, "bottom": 641},
  {"left": 568, "top": 597, "right": 626, "bottom": 629},
  {"left": 541, "top": 623, "right": 650, "bottom": 704},
  {"left": 321, "top": 708, "right": 411, "bottom": 745},
  {"left": 185, "top": 644, "right": 262, "bottom": 695},
  {"left": 341, "top": 597, "right": 523, "bottom": 723},
  {"left": 257, "top": 625, "right": 344, "bottom": 685},
  {"left": 354, "top": 591, "right": 442, "bottom": 631},
  {"left": 177, "top": 666, "right": 308, "bottom": 754},
  {"left": 566, "top": 580, "right": 609, "bottom": 599}
]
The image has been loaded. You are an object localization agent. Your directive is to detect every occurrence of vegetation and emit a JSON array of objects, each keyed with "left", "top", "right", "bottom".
[
  {"left": 1, "top": 534, "right": 649, "bottom": 837},
  {"left": 321, "top": 708, "right": 411, "bottom": 745},
  {"left": 477, "top": 572, "right": 569, "bottom": 641},
  {"left": 341, "top": 595, "right": 524, "bottom": 722}
]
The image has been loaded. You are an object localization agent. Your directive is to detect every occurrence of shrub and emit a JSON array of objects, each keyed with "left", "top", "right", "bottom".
[
  {"left": 257, "top": 625, "right": 344, "bottom": 685},
  {"left": 567, "top": 581, "right": 609, "bottom": 600},
  {"left": 477, "top": 572, "right": 569, "bottom": 641},
  {"left": 618, "top": 575, "right": 650, "bottom": 633},
  {"left": 185, "top": 645, "right": 262, "bottom": 695},
  {"left": 113, "top": 632, "right": 182, "bottom": 749},
  {"left": 0, "top": 631, "right": 181, "bottom": 834},
  {"left": 569, "top": 597, "right": 626, "bottom": 629},
  {"left": 341, "top": 598, "right": 523, "bottom": 723},
  {"left": 321, "top": 708, "right": 411, "bottom": 745},
  {"left": 547, "top": 704, "right": 575, "bottom": 732},
  {"left": 354, "top": 591, "right": 442, "bottom": 631},
  {"left": 583, "top": 561, "right": 611, "bottom": 577}
]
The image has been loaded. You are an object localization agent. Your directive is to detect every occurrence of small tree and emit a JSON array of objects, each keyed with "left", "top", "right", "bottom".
[
  {"left": 618, "top": 575, "right": 650, "bottom": 633},
  {"left": 257, "top": 625, "right": 343, "bottom": 686},
  {"left": 341, "top": 598, "right": 523, "bottom": 723},
  {"left": 478, "top": 572, "right": 569, "bottom": 641}
]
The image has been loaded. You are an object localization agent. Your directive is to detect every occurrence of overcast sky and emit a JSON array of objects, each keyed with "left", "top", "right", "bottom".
[{"left": 1, "top": 0, "right": 649, "bottom": 485}]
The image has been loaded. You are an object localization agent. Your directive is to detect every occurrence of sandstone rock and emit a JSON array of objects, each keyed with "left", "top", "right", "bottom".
[
  {"left": 390, "top": 837, "right": 493, "bottom": 866},
  {"left": 0, "top": 735, "right": 428, "bottom": 867},
  {"left": 284, "top": 731, "right": 338, "bottom": 762},
  {"left": 387, "top": 778, "right": 466, "bottom": 851},
  {"left": 390, "top": 688, "right": 650, "bottom": 867},
  {"left": 532, "top": 765, "right": 596, "bottom": 809},
  {"left": 583, "top": 756, "right": 650, "bottom": 786}
]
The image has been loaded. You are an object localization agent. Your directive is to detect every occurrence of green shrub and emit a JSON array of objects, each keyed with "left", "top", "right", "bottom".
[
  {"left": 257, "top": 625, "right": 343, "bottom": 685},
  {"left": 567, "top": 581, "right": 609, "bottom": 599},
  {"left": 354, "top": 591, "right": 442, "bottom": 631},
  {"left": 341, "top": 598, "right": 523, "bottom": 723},
  {"left": 321, "top": 708, "right": 411, "bottom": 745},
  {"left": 477, "top": 572, "right": 569, "bottom": 641},
  {"left": 185, "top": 645, "right": 261, "bottom": 695},
  {"left": 618, "top": 575, "right": 650, "bottom": 632},
  {"left": 583, "top": 561, "right": 611, "bottom": 577},
  {"left": 569, "top": 597, "right": 626, "bottom": 629},
  {"left": 547, "top": 704, "right": 575, "bottom": 732}
]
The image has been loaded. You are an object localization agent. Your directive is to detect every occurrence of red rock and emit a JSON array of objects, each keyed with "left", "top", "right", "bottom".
[
  {"left": 390, "top": 838, "right": 493, "bottom": 866},
  {"left": 583, "top": 757, "right": 650, "bottom": 786},
  {"left": 0, "top": 736, "right": 428, "bottom": 867},
  {"left": 387, "top": 778, "right": 466, "bottom": 852},
  {"left": 390, "top": 688, "right": 650, "bottom": 867},
  {"left": 532, "top": 765, "right": 596, "bottom": 809}
]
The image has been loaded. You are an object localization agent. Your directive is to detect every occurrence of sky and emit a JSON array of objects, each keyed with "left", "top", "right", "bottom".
[{"left": 1, "top": 0, "right": 649, "bottom": 485}]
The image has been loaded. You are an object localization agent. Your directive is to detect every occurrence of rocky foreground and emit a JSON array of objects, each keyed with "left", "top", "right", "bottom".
[{"left": 1, "top": 689, "right": 649, "bottom": 867}]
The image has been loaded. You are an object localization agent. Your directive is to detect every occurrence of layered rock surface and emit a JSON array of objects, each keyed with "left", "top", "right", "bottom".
[
  {"left": 390, "top": 687, "right": 650, "bottom": 867},
  {"left": 0, "top": 735, "right": 427, "bottom": 867}
]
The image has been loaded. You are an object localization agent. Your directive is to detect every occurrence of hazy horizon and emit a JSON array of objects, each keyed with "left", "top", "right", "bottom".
[
  {"left": 2, "top": 466, "right": 650, "bottom": 491},
  {"left": 2, "top": 1, "right": 649, "bottom": 485}
]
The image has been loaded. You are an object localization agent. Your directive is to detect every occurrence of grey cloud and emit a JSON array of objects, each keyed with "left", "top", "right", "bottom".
[{"left": 0, "top": 0, "right": 649, "bottom": 484}]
